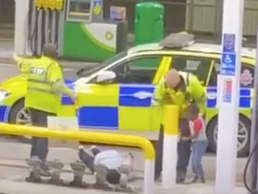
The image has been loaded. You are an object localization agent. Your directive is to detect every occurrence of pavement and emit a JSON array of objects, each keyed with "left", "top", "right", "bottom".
[
  {"left": 0, "top": 157, "right": 247, "bottom": 194},
  {"left": 0, "top": 141, "right": 248, "bottom": 182},
  {"left": 0, "top": 142, "right": 248, "bottom": 194}
]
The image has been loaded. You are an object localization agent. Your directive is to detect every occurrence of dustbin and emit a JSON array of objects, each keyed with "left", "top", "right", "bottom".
[{"left": 134, "top": 2, "right": 164, "bottom": 45}]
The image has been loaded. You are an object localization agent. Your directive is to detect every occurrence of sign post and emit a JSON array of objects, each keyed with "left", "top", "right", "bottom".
[
  {"left": 215, "top": 0, "right": 244, "bottom": 193},
  {"left": 248, "top": 27, "right": 258, "bottom": 193}
]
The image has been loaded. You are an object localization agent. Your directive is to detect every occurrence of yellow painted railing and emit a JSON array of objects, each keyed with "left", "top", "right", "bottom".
[{"left": 0, "top": 122, "right": 155, "bottom": 194}]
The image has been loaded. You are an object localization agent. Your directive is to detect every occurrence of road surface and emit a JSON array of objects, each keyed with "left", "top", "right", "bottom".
[
  {"left": 0, "top": 141, "right": 248, "bottom": 183},
  {"left": 0, "top": 164, "right": 246, "bottom": 194},
  {"left": 0, "top": 152, "right": 247, "bottom": 194}
]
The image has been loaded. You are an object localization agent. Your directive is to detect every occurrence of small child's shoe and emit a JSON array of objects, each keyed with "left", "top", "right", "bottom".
[
  {"left": 199, "top": 177, "right": 205, "bottom": 183},
  {"left": 190, "top": 175, "right": 199, "bottom": 183}
]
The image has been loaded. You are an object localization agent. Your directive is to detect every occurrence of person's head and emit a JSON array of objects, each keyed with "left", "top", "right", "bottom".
[
  {"left": 42, "top": 43, "right": 58, "bottom": 59},
  {"left": 164, "top": 69, "right": 185, "bottom": 91},
  {"left": 187, "top": 104, "right": 200, "bottom": 120},
  {"left": 90, "top": 145, "right": 101, "bottom": 156}
]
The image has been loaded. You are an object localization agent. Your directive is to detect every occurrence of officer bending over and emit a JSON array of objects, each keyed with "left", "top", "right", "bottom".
[
  {"left": 152, "top": 69, "right": 205, "bottom": 182},
  {"left": 23, "top": 44, "right": 77, "bottom": 175}
]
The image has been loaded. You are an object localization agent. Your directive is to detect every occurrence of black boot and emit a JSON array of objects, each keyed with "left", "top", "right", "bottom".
[{"left": 176, "top": 171, "right": 186, "bottom": 183}]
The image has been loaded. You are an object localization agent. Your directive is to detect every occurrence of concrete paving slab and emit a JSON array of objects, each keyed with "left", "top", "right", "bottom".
[
  {"left": 0, "top": 142, "right": 247, "bottom": 183},
  {"left": 0, "top": 164, "right": 248, "bottom": 194},
  {"left": 0, "top": 178, "right": 247, "bottom": 194}
]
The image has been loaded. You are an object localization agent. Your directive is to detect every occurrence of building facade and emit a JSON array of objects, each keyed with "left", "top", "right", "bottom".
[{"left": 1, "top": 0, "right": 258, "bottom": 45}]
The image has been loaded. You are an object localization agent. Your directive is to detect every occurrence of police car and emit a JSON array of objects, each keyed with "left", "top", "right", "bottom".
[{"left": 0, "top": 33, "right": 255, "bottom": 157}]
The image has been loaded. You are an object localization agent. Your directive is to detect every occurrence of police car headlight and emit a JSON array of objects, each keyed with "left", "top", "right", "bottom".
[{"left": 0, "top": 89, "right": 11, "bottom": 97}]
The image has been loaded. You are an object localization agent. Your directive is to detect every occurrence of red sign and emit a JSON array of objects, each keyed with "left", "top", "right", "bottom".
[{"left": 223, "top": 78, "right": 232, "bottom": 102}]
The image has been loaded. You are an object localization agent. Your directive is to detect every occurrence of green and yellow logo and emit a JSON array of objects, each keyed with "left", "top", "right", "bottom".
[
  {"left": 105, "top": 32, "right": 113, "bottom": 40},
  {"left": 94, "top": 6, "right": 102, "bottom": 14}
]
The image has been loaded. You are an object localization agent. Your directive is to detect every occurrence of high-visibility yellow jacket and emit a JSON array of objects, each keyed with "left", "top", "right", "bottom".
[
  {"left": 24, "top": 56, "right": 75, "bottom": 114},
  {"left": 153, "top": 71, "right": 206, "bottom": 122},
  {"left": 13, "top": 53, "right": 38, "bottom": 74}
]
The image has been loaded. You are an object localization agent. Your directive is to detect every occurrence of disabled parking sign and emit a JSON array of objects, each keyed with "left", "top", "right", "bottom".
[
  {"left": 221, "top": 53, "right": 236, "bottom": 76},
  {"left": 221, "top": 33, "right": 236, "bottom": 76}
]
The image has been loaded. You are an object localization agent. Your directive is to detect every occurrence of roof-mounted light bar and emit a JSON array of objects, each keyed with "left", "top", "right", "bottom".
[{"left": 159, "top": 32, "right": 195, "bottom": 49}]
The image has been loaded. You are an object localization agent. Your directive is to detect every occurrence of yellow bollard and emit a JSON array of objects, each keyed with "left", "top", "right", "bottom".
[
  {"left": 0, "top": 122, "right": 155, "bottom": 194},
  {"left": 162, "top": 105, "right": 179, "bottom": 189}
]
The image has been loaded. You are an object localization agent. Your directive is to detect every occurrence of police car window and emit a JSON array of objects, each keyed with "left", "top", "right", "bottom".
[
  {"left": 209, "top": 61, "right": 254, "bottom": 88},
  {"left": 170, "top": 56, "right": 212, "bottom": 85},
  {"left": 77, "top": 51, "right": 126, "bottom": 77},
  {"left": 109, "top": 55, "right": 162, "bottom": 84}
]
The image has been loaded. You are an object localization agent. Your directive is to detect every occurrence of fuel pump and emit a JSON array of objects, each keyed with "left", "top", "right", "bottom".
[
  {"left": 15, "top": 0, "right": 128, "bottom": 61},
  {"left": 243, "top": 27, "right": 258, "bottom": 193},
  {"left": 28, "top": 0, "right": 65, "bottom": 56}
]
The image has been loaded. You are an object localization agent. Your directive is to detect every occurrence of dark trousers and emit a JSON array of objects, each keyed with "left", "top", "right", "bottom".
[
  {"left": 153, "top": 124, "right": 191, "bottom": 180},
  {"left": 30, "top": 108, "right": 56, "bottom": 167},
  {"left": 177, "top": 140, "right": 191, "bottom": 177},
  {"left": 78, "top": 149, "right": 121, "bottom": 184}
]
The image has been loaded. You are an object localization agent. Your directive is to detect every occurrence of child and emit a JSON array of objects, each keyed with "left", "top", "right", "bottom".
[
  {"left": 176, "top": 117, "right": 192, "bottom": 183},
  {"left": 186, "top": 104, "right": 208, "bottom": 183}
]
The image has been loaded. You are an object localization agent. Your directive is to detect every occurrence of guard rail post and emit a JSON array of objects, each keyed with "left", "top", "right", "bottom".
[
  {"left": 0, "top": 123, "right": 155, "bottom": 194},
  {"left": 162, "top": 105, "right": 179, "bottom": 189}
]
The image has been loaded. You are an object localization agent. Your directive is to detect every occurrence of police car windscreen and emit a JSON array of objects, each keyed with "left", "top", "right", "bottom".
[{"left": 77, "top": 51, "right": 127, "bottom": 77}]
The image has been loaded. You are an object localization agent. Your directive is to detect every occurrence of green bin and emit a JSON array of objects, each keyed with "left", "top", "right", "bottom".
[
  {"left": 133, "top": 2, "right": 164, "bottom": 68},
  {"left": 134, "top": 2, "right": 164, "bottom": 45}
]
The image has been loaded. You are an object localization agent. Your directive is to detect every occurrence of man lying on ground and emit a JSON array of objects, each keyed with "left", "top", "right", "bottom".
[{"left": 78, "top": 145, "right": 135, "bottom": 188}]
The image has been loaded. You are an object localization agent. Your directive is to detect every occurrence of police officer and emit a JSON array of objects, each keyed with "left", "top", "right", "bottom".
[
  {"left": 24, "top": 44, "right": 77, "bottom": 175},
  {"left": 152, "top": 68, "right": 205, "bottom": 182}
]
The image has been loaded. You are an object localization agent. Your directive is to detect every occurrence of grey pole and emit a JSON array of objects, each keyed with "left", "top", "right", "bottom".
[
  {"left": 249, "top": 25, "right": 258, "bottom": 191},
  {"left": 36, "top": 9, "right": 43, "bottom": 55},
  {"left": 51, "top": 11, "right": 57, "bottom": 44},
  {"left": 44, "top": 10, "right": 50, "bottom": 44},
  {"left": 57, "top": 9, "right": 65, "bottom": 56}
]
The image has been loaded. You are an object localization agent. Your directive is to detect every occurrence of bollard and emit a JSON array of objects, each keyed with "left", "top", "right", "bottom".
[
  {"left": 0, "top": 123, "right": 155, "bottom": 194},
  {"left": 162, "top": 105, "right": 179, "bottom": 189}
]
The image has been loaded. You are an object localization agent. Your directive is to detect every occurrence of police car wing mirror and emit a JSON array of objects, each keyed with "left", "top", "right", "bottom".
[{"left": 96, "top": 71, "right": 116, "bottom": 84}]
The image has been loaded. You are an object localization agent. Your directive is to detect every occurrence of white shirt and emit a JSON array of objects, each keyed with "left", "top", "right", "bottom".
[{"left": 94, "top": 150, "right": 123, "bottom": 170}]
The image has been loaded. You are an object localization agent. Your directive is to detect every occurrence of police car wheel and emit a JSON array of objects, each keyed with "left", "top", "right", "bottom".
[
  {"left": 207, "top": 114, "right": 251, "bottom": 158},
  {"left": 9, "top": 98, "right": 32, "bottom": 143}
]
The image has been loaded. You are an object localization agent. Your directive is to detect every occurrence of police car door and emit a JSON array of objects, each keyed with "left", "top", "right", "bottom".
[
  {"left": 109, "top": 53, "right": 169, "bottom": 131},
  {"left": 76, "top": 53, "right": 169, "bottom": 130}
]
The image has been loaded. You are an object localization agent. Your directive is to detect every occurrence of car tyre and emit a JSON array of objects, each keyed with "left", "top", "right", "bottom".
[
  {"left": 207, "top": 114, "right": 251, "bottom": 158},
  {"left": 9, "top": 98, "right": 32, "bottom": 144}
]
